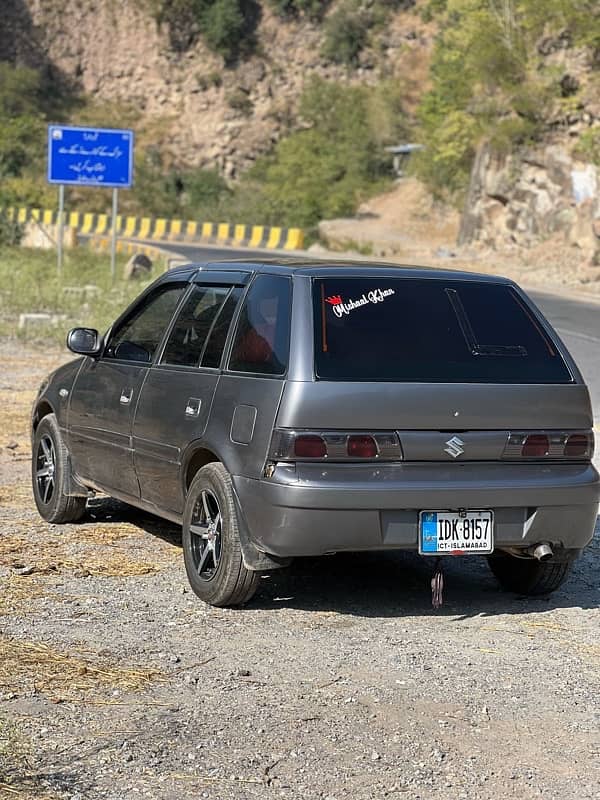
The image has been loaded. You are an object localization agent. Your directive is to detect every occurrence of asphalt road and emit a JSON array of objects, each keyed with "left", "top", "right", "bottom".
[{"left": 164, "top": 242, "right": 600, "bottom": 452}]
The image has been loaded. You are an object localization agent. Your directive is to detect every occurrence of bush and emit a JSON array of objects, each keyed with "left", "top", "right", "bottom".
[
  {"left": 0, "top": 214, "right": 23, "bottom": 248},
  {"left": 268, "top": 0, "right": 331, "bottom": 20},
  {"left": 131, "top": 149, "right": 231, "bottom": 219},
  {"left": 242, "top": 77, "right": 408, "bottom": 229},
  {"left": 321, "top": 2, "right": 368, "bottom": 66},
  {"left": 575, "top": 128, "right": 600, "bottom": 166},
  {"left": 226, "top": 87, "right": 254, "bottom": 115},
  {"left": 151, "top": 0, "right": 259, "bottom": 59},
  {"left": 202, "top": 0, "right": 249, "bottom": 60}
]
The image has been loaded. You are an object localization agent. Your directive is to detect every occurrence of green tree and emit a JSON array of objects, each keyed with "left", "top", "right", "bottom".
[
  {"left": 0, "top": 63, "right": 45, "bottom": 179},
  {"left": 414, "top": 0, "right": 600, "bottom": 202},
  {"left": 246, "top": 78, "right": 408, "bottom": 229}
]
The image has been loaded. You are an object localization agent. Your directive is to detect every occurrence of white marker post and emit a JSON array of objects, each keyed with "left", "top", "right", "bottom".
[{"left": 111, "top": 188, "right": 118, "bottom": 284}]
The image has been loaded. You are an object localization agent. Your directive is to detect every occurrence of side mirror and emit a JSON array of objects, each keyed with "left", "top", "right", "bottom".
[{"left": 66, "top": 327, "right": 103, "bottom": 357}]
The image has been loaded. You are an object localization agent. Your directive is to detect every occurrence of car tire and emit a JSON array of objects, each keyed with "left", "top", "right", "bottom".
[
  {"left": 182, "top": 463, "right": 260, "bottom": 607},
  {"left": 487, "top": 550, "right": 577, "bottom": 596},
  {"left": 32, "top": 414, "right": 87, "bottom": 524}
]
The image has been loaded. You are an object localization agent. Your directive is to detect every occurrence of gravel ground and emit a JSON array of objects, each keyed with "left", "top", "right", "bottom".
[{"left": 1, "top": 341, "right": 599, "bottom": 800}]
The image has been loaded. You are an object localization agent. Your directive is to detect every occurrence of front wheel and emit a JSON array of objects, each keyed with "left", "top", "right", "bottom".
[
  {"left": 487, "top": 550, "right": 577, "bottom": 596},
  {"left": 182, "top": 463, "right": 260, "bottom": 607},
  {"left": 32, "top": 414, "right": 87, "bottom": 524}
]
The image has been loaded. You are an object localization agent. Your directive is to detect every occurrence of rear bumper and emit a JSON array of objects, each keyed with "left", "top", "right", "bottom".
[{"left": 233, "top": 462, "right": 600, "bottom": 557}]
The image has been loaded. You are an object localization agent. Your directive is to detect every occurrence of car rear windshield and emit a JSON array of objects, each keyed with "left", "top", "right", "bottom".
[{"left": 313, "top": 277, "right": 573, "bottom": 383}]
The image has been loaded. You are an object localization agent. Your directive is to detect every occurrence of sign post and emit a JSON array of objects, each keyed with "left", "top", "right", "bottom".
[
  {"left": 57, "top": 184, "right": 65, "bottom": 277},
  {"left": 111, "top": 188, "right": 118, "bottom": 283},
  {"left": 47, "top": 125, "right": 134, "bottom": 281}
]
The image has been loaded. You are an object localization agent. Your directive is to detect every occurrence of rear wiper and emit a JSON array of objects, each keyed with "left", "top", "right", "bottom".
[{"left": 445, "top": 288, "right": 527, "bottom": 357}]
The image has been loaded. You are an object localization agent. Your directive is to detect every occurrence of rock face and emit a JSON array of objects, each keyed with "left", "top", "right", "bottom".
[
  {"left": 3, "top": 0, "right": 432, "bottom": 177},
  {"left": 459, "top": 143, "right": 600, "bottom": 261}
]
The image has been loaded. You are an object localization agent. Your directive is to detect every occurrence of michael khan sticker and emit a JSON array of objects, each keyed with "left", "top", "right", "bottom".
[{"left": 325, "top": 288, "right": 395, "bottom": 318}]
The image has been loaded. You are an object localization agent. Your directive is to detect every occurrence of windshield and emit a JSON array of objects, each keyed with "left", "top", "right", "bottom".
[{"left": 312, "top": 277, "right": 572, "bottom": 384}]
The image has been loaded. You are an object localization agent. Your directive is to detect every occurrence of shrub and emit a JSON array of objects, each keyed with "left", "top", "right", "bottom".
[
  {"left": 150, "top": 0, "right": 259, "bottom": 59},
  {"left": 575, "top": 128, "right": 600, "bottom": 166},
  {"left": 226, "top": 87, "right": 254, "bottom": 115},
  {"left": 202, "top": 0, "right": 249, "bottom": 61},
  {"left": 243, "top": 77, "right": 407, "bottom": 229},
  {"left": 321, "top": 2, "right": 368, "bottom": 66},
  {"left": 267, "top": 0, "right": 331, "bottom": 20},
  {"left": 0, "top": 214, "right": 23, "bottom": 248}
]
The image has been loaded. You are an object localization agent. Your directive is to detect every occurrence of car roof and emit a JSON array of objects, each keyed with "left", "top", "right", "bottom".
[{"left": 168, "top": 257, "right": 513, "bottom": 285}]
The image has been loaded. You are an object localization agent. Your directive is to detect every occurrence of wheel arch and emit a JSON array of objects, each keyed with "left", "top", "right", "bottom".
[
  {"left": 32, "top": 399, "right": 56, "bottom": 433},
  {"left": 181, "top": 442, "right": 223, "bottom": 497}
]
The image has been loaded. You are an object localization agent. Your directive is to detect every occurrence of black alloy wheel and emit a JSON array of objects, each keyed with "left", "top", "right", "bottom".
[
  {"left": 182, "top": 463, "right": 260, "bottom": 607},
  {"left": 31, "top": 414, "right": 87, "bottom": 524}
]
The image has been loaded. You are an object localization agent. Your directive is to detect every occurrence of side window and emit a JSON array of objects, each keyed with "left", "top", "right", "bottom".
[
  {"left": 202, "top": 288, "right": 243, "bottom": 368},
  {"left": 161, "top": 285, "right": 230, "bottom": 368},
  {"left": 104, "top": 284, "right": 185, "bottom": 363},
  {"left": 228, "top": 275, "right": 291, "bottom": 376}
]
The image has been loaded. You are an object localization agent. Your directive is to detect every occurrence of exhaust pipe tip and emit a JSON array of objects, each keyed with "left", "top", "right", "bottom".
[{"left": 531, "top": 542, "right": 553, "bottom": 562}]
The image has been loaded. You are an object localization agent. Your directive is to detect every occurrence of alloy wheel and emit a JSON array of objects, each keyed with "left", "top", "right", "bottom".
[
  {"left": 36, "top": 434, "right": 56, "bottom": 505},
  {"left": 189, "top": 489, "right": 222, "bottom": 581}
]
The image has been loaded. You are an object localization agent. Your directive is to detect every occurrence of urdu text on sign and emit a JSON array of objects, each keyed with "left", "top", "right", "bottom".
[{"left": 47, "top": 125, "right": 134, "bottom": 188}]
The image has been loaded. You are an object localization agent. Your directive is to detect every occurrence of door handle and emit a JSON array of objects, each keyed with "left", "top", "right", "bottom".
[
  {"left": 120, "top": 388, "right": 133, "bottom": 405},
  {"left": 185, "top": 397, "right": 201, "bottom": 417}
]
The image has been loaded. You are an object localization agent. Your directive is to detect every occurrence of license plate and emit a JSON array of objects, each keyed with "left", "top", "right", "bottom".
[{"left": 419, "top": 510, "right": 494, "bottom": 555}]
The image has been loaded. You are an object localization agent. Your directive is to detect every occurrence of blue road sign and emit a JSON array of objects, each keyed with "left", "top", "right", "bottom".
[{"left": 48, "top": 125, "right": 134, "bottom": 188}]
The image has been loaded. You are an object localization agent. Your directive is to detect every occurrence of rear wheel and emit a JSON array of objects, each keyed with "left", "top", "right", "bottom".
[
  {"left": 32, "top": 414, "right": 87, "bottom": 524},
  {"left": 487, "top": 550, "right": 577, "bottom": 596},
  {"left": 182, "top": 463, "right": 260, "bottom": 607}
]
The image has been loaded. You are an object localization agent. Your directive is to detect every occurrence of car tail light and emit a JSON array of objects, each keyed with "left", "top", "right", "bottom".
[
  {"left": 268, "top": 429, "right": 403, "bottom": 462},
  {"left": 564, "top": 433, "right": 592, "bottom": 458},
  {"left": 522, "top": 434, "right": 549, "bottom": 458},
  {"left": 503, "top": 431, "right": 594, "bottom": 460},
  {"left": 347, "top": 435, "right": 377, "bottom": 458},
  {"left": 294, "top": 435, "right": 327, "bottom": 458}
]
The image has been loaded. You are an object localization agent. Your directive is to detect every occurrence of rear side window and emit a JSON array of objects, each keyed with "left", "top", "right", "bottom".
[
  {"left": 229, "top": 275, "right": 291, "bottom": 376},
  {"left": 313, "top": 277, "right": 572, "bottom": 384},
  {"left": 202, "top": 288, "right": 243, "bottom": 368}
]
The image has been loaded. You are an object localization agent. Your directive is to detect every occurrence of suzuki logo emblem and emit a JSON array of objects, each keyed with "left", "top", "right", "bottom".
[{"left": 444, "top": 436, "right": 465, "bottom": 458}]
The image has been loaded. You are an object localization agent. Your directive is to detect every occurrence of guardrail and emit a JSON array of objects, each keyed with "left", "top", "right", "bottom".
[{"left": 4, "top": 207, "right": 304, "bottom": 250}]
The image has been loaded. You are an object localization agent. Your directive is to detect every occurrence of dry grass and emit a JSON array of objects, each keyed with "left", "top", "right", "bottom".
[
  {"left": 0, "top": 483, "right": 32, "bottom": 508},
  {"left": 0, "top": 577, "right": 46, "bottom": 617},
  {"left": 0, "top": 636, "right": 164, "bottom": 701},
  {"left": 0, "top": 507, "right": 180, "bottom": 586},
  {"left": 0, "top": 531, "right": 167, "bottom": 577}
]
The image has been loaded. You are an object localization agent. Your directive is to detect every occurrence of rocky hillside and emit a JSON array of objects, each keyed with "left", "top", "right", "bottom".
[
  {"left": 3, "top": 0, "right": 430, "bottom": 178},
  {"left": 2, "top": 0, "right": 599, "bottom": 261}
]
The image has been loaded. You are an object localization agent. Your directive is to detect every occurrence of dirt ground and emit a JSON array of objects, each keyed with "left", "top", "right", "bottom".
[{"left": 0, "top": 340, "right": 599, "bottom": 800}]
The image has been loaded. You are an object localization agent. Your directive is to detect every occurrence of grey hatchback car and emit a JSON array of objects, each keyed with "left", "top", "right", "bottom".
[{"left": 31, "top": 260, "right": 599, "bottom": 606}]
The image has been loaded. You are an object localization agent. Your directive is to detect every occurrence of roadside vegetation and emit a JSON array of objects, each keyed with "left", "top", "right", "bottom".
[
  {"left": 413, "top": 0, "right": 600, "bottom": 203},
  {"left": 0, "top": 246, "right": 163, "bottom": 342}
]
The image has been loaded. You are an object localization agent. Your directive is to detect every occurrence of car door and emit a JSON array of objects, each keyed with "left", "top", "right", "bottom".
[
  {"left": 67, "top": 281, "right": 187, "bottom": 497},
  {"left": 132, "top": 273, "right": 249, "bottom": 513}
]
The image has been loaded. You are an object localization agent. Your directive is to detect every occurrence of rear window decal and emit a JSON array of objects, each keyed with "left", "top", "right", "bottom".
[{"left": 325, "top": 288, "right": 395, "bottom": 318}]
